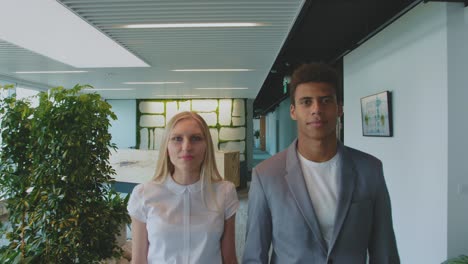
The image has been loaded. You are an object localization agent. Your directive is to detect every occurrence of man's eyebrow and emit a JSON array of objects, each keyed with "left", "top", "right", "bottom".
[{"left": 298, "top": 95, "right": 334, "bottom": 100}]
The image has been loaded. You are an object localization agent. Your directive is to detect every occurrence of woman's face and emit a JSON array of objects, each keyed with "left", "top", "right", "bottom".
[{"left": 167, "top": 118, "right": 207, "bottom": 175}]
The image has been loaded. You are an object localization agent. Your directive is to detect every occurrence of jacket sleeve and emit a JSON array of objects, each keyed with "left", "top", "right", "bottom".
[
  {"left": 368, "top": 162, "right": 400, "bottom": 264},
  {"left": 242, "top": 168, "right": 272, "bottom": 264}
]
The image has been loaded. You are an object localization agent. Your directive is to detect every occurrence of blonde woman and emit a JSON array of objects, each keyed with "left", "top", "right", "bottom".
[{"left": 128, "top": 111, "right": 239, "bottom": 264}]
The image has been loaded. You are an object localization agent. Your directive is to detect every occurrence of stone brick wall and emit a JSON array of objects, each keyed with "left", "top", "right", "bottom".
[{"left": 137, "top": 99, "right": 246, "bottom": 161}]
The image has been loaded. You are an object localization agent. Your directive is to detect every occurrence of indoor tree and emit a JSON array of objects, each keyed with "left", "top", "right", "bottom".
[{"left": 0, "top": 84, "right": 129, "bottom": 263}]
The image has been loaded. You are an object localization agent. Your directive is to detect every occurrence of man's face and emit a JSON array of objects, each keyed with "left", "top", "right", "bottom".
[{"left": 290, "top": 82, "right": 343, "bottom": 142}]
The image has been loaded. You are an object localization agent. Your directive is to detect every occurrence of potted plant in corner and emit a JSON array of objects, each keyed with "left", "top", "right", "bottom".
[
  {"left": 442, "top": 255, "right": 468, "bottom": 264},
  {"left": 0, "top": 84, "right": 130, "bottom": 263},
  {"left": 254, "top": 130, "right": 261, "bottom": 148}
]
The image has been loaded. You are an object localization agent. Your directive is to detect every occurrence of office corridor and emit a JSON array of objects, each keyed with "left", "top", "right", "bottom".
[{"left": 235, "top": 147, "right": 271, "bottom": 261}]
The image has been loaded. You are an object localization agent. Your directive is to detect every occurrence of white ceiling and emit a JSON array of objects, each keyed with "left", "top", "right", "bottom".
[{"left": 0, "top": 0, "right": 304, "bottom": 100}]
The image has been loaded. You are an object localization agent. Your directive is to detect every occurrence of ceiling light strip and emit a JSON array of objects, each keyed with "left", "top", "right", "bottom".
[
  {"left": 124, "top": 81, "right": 183, "bottom": 84},
  {"left": 195, "top": 88, "right": 248, "bottom": 90},
  {"left": 173, "top": 69, "right": 253, "bottom": 72},
  {"left": 121, "top": 23, "right": 263, "bottom": 29},
  {"left": 15, "top": 71, "right": 88, "bottom": 74},
  {"left": 83, "top": 88, "right": 135, "bottom": 91}
]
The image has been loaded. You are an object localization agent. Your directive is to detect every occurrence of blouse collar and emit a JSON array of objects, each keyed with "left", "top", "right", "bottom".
[{"left": 165, "top": 174, "right": 203, "bottom": 194}]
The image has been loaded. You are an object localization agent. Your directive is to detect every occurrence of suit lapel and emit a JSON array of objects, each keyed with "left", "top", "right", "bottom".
[
  {"left": 328, "top": 142, "right": 356, "bottom": 254},
  {"left": 284, "top": 140, "right": 328, "bottom": 254}
]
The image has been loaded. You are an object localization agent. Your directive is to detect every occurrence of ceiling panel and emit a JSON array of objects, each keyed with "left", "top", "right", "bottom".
[{"left": 0, "top": 0, "right": 305, "bottom": 99}]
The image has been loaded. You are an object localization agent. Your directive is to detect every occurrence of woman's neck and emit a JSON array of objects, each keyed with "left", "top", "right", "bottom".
[{"left": 172, "top": 169, "right": 201, "bottom": 185}]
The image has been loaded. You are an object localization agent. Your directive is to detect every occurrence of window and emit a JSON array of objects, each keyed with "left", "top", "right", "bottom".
[
  {"left": 0, "top": 85, "right": 41, "bottom": 148},
  {"left": 16, "top": 86, "right": 40, "bottom": 108}
]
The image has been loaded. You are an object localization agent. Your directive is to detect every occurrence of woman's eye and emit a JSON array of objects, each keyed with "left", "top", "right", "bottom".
[
  {"left": 171, "top": 136, "right": 183, "bottom": 142},
  {"left": 191, "top": 136, "right": 203, "bottom": 141}
]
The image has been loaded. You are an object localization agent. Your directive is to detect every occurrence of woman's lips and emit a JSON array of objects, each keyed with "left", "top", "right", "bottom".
[{"left": 180, "top": 155, "right": 194, "bottom": 161}]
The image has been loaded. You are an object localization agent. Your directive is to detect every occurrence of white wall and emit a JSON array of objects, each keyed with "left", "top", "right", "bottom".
[
  {"left": 344, "top": 3, "right": 449, "bottom": 263},
  {"left": 108, "top": 100, "right": 137, "bottom": 149},
  {"left": 253, "top": 118, "right": 260, "bottom": 132},
  {"left": 446, "top": 3, "right": 468, "bottom": 257}
]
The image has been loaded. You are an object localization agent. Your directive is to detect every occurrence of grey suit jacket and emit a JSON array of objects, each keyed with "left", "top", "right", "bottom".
[{"left": 243, "top": 140, "right": 399, "bottom": 264}]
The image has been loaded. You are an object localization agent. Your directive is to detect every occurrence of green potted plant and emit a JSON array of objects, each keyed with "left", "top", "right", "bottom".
[
  {"left": 0, "top": 84, "right": 129, "bottom": 263},
  {"left": 254, "top": 130, "right": 260, "bottom": 148},
  {"left": 442, "top": 255, "right": 468, "bottom": 264}
]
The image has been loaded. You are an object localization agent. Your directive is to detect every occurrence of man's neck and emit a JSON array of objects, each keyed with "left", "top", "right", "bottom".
[{"left": 297, "top": 136, "right": 338, "bottom": 162}]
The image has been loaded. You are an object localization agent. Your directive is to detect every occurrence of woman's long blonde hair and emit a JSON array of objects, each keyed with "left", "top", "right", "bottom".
[{"left": 152, "top": 111, "right": 222, "bottom": 209}]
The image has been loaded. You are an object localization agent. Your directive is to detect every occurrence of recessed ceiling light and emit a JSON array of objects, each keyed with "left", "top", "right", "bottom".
[
  {"left": 195, "top": 87, "right": 249, "bottom": 90},
  {"left": 124, "top": 82, "right": 184, "bottom": 85},
  {"left": 0, "top": 0, "right": 148, "bottom": 68},
  {"left": 15, "top": 71, "right": 88, "bottom": 74},
  {"left": 172, "top": 69, "right": 253, "bottom": 72},
  {"left": 121, "top": 23, "right": 263, "bottom": 29}
]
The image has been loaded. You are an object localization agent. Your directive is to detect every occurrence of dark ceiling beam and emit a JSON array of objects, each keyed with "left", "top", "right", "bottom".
[
  {"left": 330, "top": 0, "right": 423, "bottom": 64},
  {"left": 423, "top": 0, "right": 467, "bottom": 7},
  {"left": 254, "top": 0, "right": 428, "bottom": 116},
  {"left": 423, "top": 0, "right": 465, "bottom": 2}
]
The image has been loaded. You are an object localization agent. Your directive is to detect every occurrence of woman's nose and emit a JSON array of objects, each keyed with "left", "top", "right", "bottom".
[{"left": 182, "top": 138, "right": 192, "bottom": 150}]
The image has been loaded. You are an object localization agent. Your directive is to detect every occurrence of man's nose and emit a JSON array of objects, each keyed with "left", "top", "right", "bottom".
[{"left": 310, "top": 100, "right": 322, "bottom": 114}]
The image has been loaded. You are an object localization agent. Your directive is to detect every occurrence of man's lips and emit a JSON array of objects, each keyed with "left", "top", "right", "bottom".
[{"left": 307, "top": 120, "right": 326, "bottom": 127}]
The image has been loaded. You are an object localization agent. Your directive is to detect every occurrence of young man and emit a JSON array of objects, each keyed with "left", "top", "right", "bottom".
[{"left": 243, "top": 63, "right": 399, "bottom": 264}]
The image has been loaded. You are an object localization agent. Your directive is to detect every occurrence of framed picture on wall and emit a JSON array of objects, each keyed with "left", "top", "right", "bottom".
[{"left": 360, "top": 91, "right": 393, "bottom": 137}]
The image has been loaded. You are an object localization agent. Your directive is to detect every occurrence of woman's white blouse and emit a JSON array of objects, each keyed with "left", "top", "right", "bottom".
[{"left": 127, "top": 176, "right": 239, "bottom": 264}]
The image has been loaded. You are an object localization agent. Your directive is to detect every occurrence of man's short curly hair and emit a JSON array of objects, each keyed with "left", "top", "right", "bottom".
[{"left": 289, "top": 63, "right": 341, "bottom": 105}]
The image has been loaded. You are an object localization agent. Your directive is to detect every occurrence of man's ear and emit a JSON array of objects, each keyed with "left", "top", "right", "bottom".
[
  {"left": 337, "top": 103, "right": 343, "bottom": 117},
  {"left": 290, "top": 104, "right": 297, "bottom": 120}
]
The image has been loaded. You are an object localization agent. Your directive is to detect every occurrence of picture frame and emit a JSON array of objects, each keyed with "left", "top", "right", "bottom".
[{"left": 360, "top": 91, "right": 393, "bottom": 137}]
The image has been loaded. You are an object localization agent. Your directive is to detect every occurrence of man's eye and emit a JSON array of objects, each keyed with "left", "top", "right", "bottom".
[
  {"left": 322, "top": 97, "right": 335, "bottom": 104},
  {"left": 300, "top": 99, "right": 311, "bottom": 105}
]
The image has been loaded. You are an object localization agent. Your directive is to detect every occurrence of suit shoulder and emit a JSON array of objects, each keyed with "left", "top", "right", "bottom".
[
  {"left": 344, "top": 145, "right": 382, "bottom": 166},
  {"left": 254, "top": 148, "right": 287, "bottom": 176}
]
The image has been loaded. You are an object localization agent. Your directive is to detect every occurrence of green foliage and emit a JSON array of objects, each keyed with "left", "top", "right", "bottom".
[
  {"left": 254, "top": 130, "right": 260, "bottom": 139},
  {"left": 0, "top": 84, "right": 130, "bottom": 263},
  {"left": 443, "top": 255, "right": 468, "bottom": 264}
]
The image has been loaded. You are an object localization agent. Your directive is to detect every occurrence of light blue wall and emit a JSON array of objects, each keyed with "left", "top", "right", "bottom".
[
  {"left": 343, "top": 2, "right": 468, "bottom": 262},
  {"left": 265, "top": 111, "right": 277, "bottom": 155},
  {"left": 108, "top": 100, "right": 136, "bottom": 149},
  {"left": 446, "top": 3, "right": 468, "bottom": 258},
  {"left": 277, "top": 98, "right": 297, "bottom": 152},
  {"left": 264, "top": 98, "right": 297, "bottom": 156}
]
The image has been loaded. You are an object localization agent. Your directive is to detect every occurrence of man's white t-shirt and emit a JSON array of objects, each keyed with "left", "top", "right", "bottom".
[
  {"left": 298, "top": 151, "right": 341, "bottom": 247},
  {"left": 128, "top": 176, "right": 239, "bottom": 264}
]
